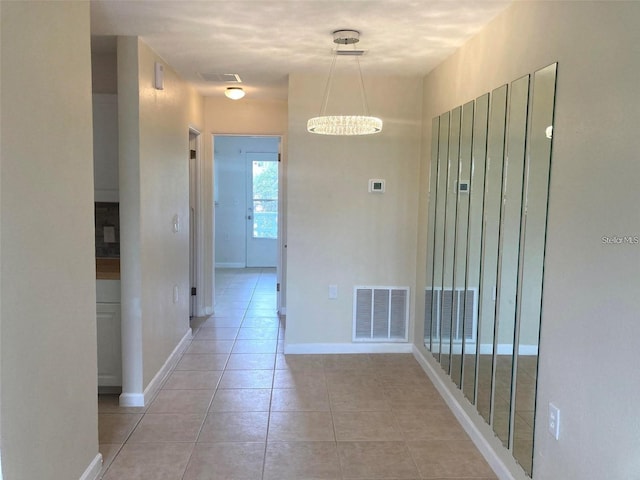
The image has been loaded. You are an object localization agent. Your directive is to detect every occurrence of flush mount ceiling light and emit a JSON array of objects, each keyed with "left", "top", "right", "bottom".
[
  {"left": 307, "top": 30, "right": 382, "bottom": 136},
  {"left": 224, "top": 87, "right": 245, "bottom": 100}
]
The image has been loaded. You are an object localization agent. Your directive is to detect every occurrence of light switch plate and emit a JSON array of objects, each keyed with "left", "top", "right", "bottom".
[{"left": 155, "top": 62, "right": 164, "bottom": 90}]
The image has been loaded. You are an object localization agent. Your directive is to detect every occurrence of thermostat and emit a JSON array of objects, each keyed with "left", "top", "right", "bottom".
[
  {"left": 154, "top": 62, "right": 164, "bottom": 90},
  {"left": 368, "top": 179, "right": 385, "bottom": 193},
  {"left": 457, "top": 181, "right": 469, "bottom": 193}
]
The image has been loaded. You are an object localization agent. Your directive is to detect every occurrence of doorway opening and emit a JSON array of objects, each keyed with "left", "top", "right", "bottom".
[{"left": 213, "top": 135, "right": 283, "bottom": 311}]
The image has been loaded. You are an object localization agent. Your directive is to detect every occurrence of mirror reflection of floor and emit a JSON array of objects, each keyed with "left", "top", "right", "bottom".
[{"left": 462, "top": 354, "right": 535, "bottom": 475}]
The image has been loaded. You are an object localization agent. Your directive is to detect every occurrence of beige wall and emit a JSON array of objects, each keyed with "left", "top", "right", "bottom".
[
  {"left": 286, "top": 73, "right": 423, "bottom": 348},
  {"left": 1, "top": 2, "right": 99, "bottom": 478},
  {"left": 205, "top": 97, "right": 287, "bottom": 135},
  {"left": 416, "top": 2, "right": 640, "bottom": 478},
  {"left": 138, "top": 40, "right": 204, "bottom": 386},
  {"left": 118, "top": 37, "right": 204, "bottom": 396}
]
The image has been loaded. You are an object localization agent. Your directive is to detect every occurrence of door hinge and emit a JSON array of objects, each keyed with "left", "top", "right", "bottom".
[
  {"left": 190, "top": 149, "right": 196, "bottom": 159},
  {"left": 276, "top": 283, "right": 280, "bottom": 292},
  {"left": 278, "top": 153, "right": 281, "bottom": 162},
  {"left": 191, "top": 287, "right": 196, "bottom": 296}
]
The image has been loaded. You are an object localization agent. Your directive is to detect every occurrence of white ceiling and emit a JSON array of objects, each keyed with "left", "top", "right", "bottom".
[{"left": 90, "top": 0, "right": 511, "bottom": 100}]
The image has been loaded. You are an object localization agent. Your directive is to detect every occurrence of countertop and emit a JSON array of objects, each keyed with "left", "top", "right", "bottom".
[{"left": 96, "top": 258, "right": 120, "bottom": 280}]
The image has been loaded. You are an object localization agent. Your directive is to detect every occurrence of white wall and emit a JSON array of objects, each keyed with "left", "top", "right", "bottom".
[
  {"left": 286, "top": 73, "right": 423, "bottom": 349},
  {"left": 118, "top": 37, "right": 204, "bottom": 399},
  {"left": 93, "top": 94, "right": 119, "bottom": 202},
  {"left": 214, "top": 136, "right": 280, "bottom": 267},
  {"left": 91, "top": 51, "right": 117, "bottom": 94},
  {"left": 117, "top": 36, "right": 144, "bottom": 402},
  {"left": 416, "top": 2, "right": 640, "bottom": 479},
  {"left": 1, "top": 2, "right": 99, "bottom": 478}
]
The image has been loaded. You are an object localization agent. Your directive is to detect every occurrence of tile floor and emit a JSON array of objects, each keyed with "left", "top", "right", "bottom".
[{"left": 98, "top": 268, "right": 497, "bottom": 479}]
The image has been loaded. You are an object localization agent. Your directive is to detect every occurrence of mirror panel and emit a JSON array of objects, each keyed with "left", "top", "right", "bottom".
[
  {"left": 450, "top": 101, "right": 474, "bottom": 388},
  {"left": 422, "top": 64, "right": 556, "bottom": 478},
  {"left": 462, "top": 93, "right": 489, "bottom": 404},
  {"left": 492, "top": 74, "right": 530, "bottom": 447},
  {"left": 424, "top": 117, "right": 441, "bottom": 351},
  {"left": 512, "top": 62, "right": 557, "bottom": 476},
  {"left": 476, "top": 84, "right": 508, "bottom": 424},
  {"left": 431, "top": 112, "right": 451, "bottom": 361},
  {"left": 439, "top": 106, "right": 462, "bottom": 373}
]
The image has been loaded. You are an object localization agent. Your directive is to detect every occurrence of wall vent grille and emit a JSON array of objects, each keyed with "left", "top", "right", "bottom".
[
  {"left": 199, "top": 72, "right": 242, "bottom": 83},
  {"left": 353, "top": 286, "right": 409, "bottom": 342}
]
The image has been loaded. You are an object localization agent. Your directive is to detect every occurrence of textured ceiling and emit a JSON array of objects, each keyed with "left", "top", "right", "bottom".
[{"left": 90, "top": 0, "right": 511, "bottom": 100}]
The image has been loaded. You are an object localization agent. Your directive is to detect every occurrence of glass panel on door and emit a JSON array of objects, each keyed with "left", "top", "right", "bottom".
[
  {"left": 251, "top": 160, "right": 278, "bottom": 239},
  {"left": 246, "top": 153, "right": 279, "bottom": 268}
]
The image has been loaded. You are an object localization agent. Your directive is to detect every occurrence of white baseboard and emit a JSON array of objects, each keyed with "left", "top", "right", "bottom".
[
  {"left": 119, "top": 328, "right": 193, "bottom": 408},
  {"left": 412, "top": 345, "right": 523, "bottom": 480},
  {"left": 430, "top": 343, "right": 539, "bottom": 356},
  {"left": 119, "top": 392, "right": 144, "bottom": 407},
  {"left": 79, "top": 453, "right": 102, "bottom": 480},
  {"left": 215, "top": 262, "right": 245, "bottom": 268},
  {"left": 143, "top": 328, "right": 193, "bottom": 405},
  {"left": 284, "top": 342, "right": 413, "bottom": 354}
]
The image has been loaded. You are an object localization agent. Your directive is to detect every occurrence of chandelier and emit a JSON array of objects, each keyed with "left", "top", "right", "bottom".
[{"left": 307, "top": 30, "right": 383, "bottom": 136}]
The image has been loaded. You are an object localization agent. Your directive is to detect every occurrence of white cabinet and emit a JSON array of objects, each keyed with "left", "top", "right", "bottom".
[
  {"left": 96, "top": 279, "right": 121, "bottom": 388},
  {"left": 97, "top": 303, "right": 122, "bottom": 387}
]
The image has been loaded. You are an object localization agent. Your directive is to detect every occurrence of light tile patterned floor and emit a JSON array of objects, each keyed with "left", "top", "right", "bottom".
[{"left": 98, "top": 268, "right": 497, "bottom": 479}]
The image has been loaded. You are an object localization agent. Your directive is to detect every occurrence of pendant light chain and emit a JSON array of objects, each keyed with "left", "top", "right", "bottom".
[
  {"left": 355, "top": 54, "right": 370, "bottom": 117},
  {"left": 307, "top": 29, "right": 383, "bottom": 136},
  {"left": 319, "top": 52, "right": 338, "bottom": 116}
]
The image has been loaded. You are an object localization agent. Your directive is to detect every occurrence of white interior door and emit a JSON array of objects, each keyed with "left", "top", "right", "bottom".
[{"left": 246, "top": 152, "right": 278, "bottom": 267}]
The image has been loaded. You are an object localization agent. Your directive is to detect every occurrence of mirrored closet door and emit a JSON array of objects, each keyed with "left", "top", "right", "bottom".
[{"left": 424, "top": 63, "right": 558, "bottom": 477}]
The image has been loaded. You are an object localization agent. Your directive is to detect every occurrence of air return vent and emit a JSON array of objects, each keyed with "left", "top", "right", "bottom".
[
  {"left": 353, "top": 286, "right": 409, "bottom": 342},
  {"left": 199, "top": 72, "right": 242, "bottom": 83},
  {"left": 425, "top": 288, "right": 477, "bottom": 342}
]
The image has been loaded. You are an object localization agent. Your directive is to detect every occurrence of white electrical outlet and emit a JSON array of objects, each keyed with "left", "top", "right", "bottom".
[
  {"left": 328, "top": 284, "right": 338, "bottom": 299},
  {"left": 548, "top": 403, "right": 560, "bottom": 440}
]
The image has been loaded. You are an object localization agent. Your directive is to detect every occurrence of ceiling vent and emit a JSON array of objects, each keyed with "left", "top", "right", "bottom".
[{"left": 199, "top": 73, "right": 242, "bottom": 83}]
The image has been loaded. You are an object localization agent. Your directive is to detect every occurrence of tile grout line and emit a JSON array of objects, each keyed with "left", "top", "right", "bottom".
[
  {"left": 181, "top": 269, "right": 259, "bottom": 480},
  {"left": 101, "top": 268, "right": 280, "bottom": 479},
  {"left": 327, "top": 362, "right": 345, "bottom": 480},
  {"left": 186, "top": 342, "right": 231, "bottom": 479}
]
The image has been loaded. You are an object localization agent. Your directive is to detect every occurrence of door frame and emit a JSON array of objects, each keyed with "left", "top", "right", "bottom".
[
  {"left": 189, "top": 126, "right": 209, "bottom": 317},
  {"left": 212, "top": 134, "right": 285, "bottom": 314}
]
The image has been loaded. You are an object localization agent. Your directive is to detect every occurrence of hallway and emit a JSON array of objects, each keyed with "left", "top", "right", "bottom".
[{"left": 98, "top": 268, "right": 496, "bottom": 479}]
